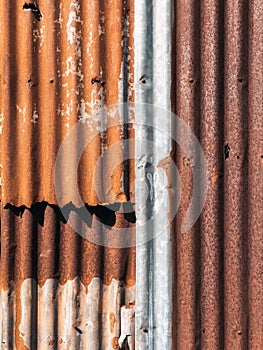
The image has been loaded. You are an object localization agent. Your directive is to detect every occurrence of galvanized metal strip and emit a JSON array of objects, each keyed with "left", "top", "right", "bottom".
[{"left": 134, "top": 0, "right": 173, "bottom": 348}]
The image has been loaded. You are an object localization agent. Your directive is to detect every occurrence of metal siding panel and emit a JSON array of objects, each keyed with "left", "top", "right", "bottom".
[
  {"left": 0, "top": 1, "right": 262, "bottom": 349},
  {"left": 171, "top": 0, "right": 262, "bottom": 349},
  {"left": 0, "top": 205, "right": 136, "bottom": 349},
  {"left": 0, "top": 0, "right": 135, "bottom": 207}
]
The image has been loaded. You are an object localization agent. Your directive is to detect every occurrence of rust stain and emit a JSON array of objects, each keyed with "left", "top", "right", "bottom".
[
  {"left": 110, "top": 312, "right": 115, "bottom": 334},
  {"left": 111, "top": 337, "right": 120, "bottom": 349},
  {"left": 49, "top": 339, "right": 55, "bottom": 346}
]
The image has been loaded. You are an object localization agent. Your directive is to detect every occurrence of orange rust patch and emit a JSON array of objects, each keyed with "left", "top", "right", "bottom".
[
  {"left": 110, "top": 312, "right": 115, "bottom": 333},
  {"left": 111, "top": 337, "right": 120, "bottom": 349}
]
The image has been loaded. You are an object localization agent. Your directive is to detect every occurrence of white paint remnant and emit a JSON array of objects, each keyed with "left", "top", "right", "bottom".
[
  {"left": 98, "top": 24, "right": 105, "bottom": 36},
  {"left": 67, "top": 1, "right": 82, "bottom": 45},
  {"left": 16, "top": 103, "right": 27, "bottom": 133},
  {"left": 16, "top": 104, "right": 27, "bottom": 117},
  {"left": 0, "top": 112, "right": 4, "bottom": 134},
  {"left": 31, "top": 105, "right": 38, "bottom": 124},
  {"left": 14, "top": 278, "right": 135, "bottom": 349},
  {"left": 0, "top": 282, "right": 16, "bottom": 348},
  {"left": 118, "top": 305, "right": 135, "bottom": 349},
  {"left": 19, "top": 279, "right": 37, "bottom": 349},
  {"left": 55, "top": 3, "right": 63, "bottom": 27},
  {"left": 65, "top": 56, "right": 83, "bottom": 81},
  {"left": 32, "top": 26, "right": 45, "bottom": 48},
  {"left": 79, "top": 86, "right": 105, "bottom": 134}
]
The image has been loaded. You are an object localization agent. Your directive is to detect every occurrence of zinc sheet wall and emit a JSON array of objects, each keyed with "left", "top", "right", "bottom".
[{"left": 0, "top": 0, "right": 262, "bottom": 349}]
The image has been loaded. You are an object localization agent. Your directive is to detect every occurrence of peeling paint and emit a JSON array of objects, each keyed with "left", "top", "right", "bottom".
[{"left": 3, "top": 278, "right": 135, "bottom": 349}]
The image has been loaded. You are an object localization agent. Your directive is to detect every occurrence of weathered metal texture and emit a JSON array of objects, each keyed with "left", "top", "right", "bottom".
[
  {"left": 0, "top": 0, "right": 135, "bottom": 208},
  {"left": 0, "top": 204, "right": 136, "bottom": 349},
  {"left": 0, "top": 0, "right": 262, "bottom": 349},
  {"left": 172, "top": 1, "right": 201, "bottom": 349},
  {"left": 172, "top": 1, "right": 263, "bottom": 350},
  {"left": 134, "top": 0, "right": 173, "bottom": 349},
  {"left": 247, "top": 1, "right": 263, "bottom": 349}
]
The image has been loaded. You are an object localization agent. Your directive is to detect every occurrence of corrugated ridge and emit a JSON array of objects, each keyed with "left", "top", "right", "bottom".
[
  {"left": 247, "top": 1, "right": 263, "bottom": 349},
  {"left": 199, "top": 0, "right": 225, "bottom": 349},
  {"left": 173, "top": 1, "right": 201, "bottom": 349}
]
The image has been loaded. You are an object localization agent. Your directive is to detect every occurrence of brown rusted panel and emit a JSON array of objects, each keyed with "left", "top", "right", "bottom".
[
  {"left": 172, "top": 0, "right": 262, "bottom": 349},
  {"left": 199, "top": 1, "right": 224, "bottom": 349},
  {"left": 0, "top": 204, "right": 135, "bottom": 348},
  {"left": 0, "top": 0, "right": 135, "bottom": 208},
  {"left": 173, "top": 1, "right": 201, "bottom": 349}
]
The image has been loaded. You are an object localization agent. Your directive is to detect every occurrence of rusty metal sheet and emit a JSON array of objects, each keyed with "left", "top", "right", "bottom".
[
  {"left": 0, "top": 204, "right": 136, "bottom": 349},
  {"left": 0, "top": 0, "right": 135, "bottom": 208},
  {"left": 171, "top": 1, "right": 263, "bottom": 349},
  {"left": 0, "top": 0, "right": 262, "bottom": 349}
]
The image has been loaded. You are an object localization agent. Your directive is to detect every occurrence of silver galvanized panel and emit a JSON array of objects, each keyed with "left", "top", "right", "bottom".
[{"left": 134, "top": 0, "right": 173, "bottom": 348}]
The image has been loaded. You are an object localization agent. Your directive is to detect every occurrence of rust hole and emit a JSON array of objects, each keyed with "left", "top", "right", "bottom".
[
  {"left": 91, "top": 77, "right": 105, "bottom": 87},
  {"left": 23, "top": 2, "right": 42, "bottom": 21},
  {"left": 237, "top": 330, "right": 242, "bottom": 335},
  {"left": 75, "top": 298, "right": 80, "bottom": 307},
  {"left": 49, "top": 78, "right": 54, "bottom": 84},
  {"left": 189, "top": 79, "right": 195, "bottom": 84},
  {"left": 237, "top": 78, "right": 243, "bottom": 83},
  {"left": 224, "top": 143, "right": 230, "bottom": 160},
  {"left": 237, "top": 155, "right": 240, "bottom": 159},
  {"left": 141, "top": 327, "right": 148, "bottom": 333},
  {"left": 27, "top": 78, "right": 37, "bottom": 87},
  {"left": 74, "top": 325, "right": 83, "bottom": 334},
  {"left": 202, "top": 329, "right": 205, "bottom": 334},
  {"left": 140, "top": 75, "right": 147, "bottom": 84},
  {"left": 261, "top": 155, "right": 263, "bottom": 158}
]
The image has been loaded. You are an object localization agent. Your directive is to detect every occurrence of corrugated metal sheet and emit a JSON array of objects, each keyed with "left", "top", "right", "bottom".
[
  {"left": 171, "top": 1, "right": 263, "bottom": 349},
  {"left": 0, "top": 204, "right": 136, "bottom": 348},
  {"left": 0, "top": 0, "right": 135, "bottom": 207},
  {"left": 0, "top": 0, "right": 262, "bottom": 349}
]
